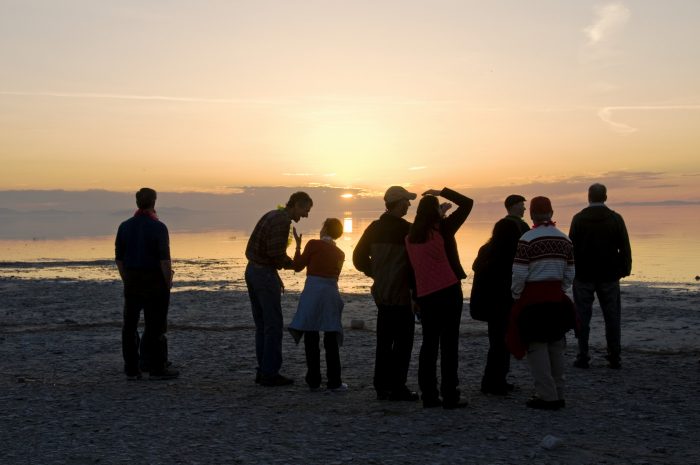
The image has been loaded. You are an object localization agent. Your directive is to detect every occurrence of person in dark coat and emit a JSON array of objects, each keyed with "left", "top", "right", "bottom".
[
  {"left": 353, "top": 186, "right": 419, "bottom": 402},
  {"left": 473, "top": 195, "right": 530, "bottom": 395},
  {"left": 116, "top": 187, "right": 178, "bottom": 380},
  {"left": 569, "top": 183, "right": 632, "bottom": 369}
]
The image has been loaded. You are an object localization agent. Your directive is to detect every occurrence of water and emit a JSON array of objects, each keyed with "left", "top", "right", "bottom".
[{"left": 1, "top": 205, "right": 698, "bottom": 292}]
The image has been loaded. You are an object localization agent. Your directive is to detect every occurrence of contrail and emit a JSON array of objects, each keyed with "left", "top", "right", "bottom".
[
  {"left": 598, "top": 105, "right": 700, "bottom": 134},
  {"left": 0, "top": 90, "right": 291, "bottom": 105}
]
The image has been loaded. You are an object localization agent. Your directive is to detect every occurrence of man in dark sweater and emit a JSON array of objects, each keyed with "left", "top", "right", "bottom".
[
  {"left": 353, "top": 186, "right": 419, "bottom": 402},
  {"left": 569, "top": 183, "right": 632, "bottom": 369},
  {"left": 115, "top": 187, "right": 177, "bottom": 380},
  {"left": 477, "top": 194, "right": 530, "bottom": 395}
]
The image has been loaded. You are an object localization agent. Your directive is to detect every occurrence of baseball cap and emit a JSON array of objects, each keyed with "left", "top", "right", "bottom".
[{"left": 384, "top": 186, "right": 417, "bottom": 203}]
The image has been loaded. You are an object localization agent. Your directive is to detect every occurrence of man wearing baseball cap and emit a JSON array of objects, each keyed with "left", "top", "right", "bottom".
[{"left": 353, "top": 185, "right": 420, "bottom": 402}]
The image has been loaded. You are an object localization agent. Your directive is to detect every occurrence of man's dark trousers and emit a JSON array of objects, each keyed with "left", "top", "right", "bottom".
[
  {"left": 122, "top": 269, "right": 169, "bottom": 374},
  {"left": 374, "top": 304, "right": 415, "bottom": 396}
]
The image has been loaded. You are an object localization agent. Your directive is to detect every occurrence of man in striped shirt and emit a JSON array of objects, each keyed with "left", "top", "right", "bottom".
[
  {"left": 245, "top": 192, "right": 313, "bottom": 387},
  {"left": 509, "top": 196, "right": 576, "bottom": 410}
]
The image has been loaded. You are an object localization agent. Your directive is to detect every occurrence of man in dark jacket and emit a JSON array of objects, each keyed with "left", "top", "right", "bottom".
[
  {"left": 116, "top": 187, "right": 178, "bottom": 380},
  {"left": 569, "top": 183, "right": 632, "bottom": 369},
  {"left": 475, "top": 194, "right": 530, "bottom": 395},
  {"left": 353, "top": 186, "right": 419, "bottom": 401}
]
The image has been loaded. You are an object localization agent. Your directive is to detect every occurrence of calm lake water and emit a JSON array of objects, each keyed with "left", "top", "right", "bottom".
[{"left": 1, "top": 205, "right": 698, "bottom": 293}]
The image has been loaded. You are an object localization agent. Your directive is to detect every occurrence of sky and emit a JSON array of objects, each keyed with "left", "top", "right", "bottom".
[{"left": 1, "top": 0, "right": 699, "bottom": 202}]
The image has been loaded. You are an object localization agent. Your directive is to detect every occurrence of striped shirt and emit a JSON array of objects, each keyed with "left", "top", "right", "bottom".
[
  {"left": 511, "top": 225, "right": 575, "bottom": 299},
  {"left": 245, "top": 209, "right": 293, "bottom": 269}
]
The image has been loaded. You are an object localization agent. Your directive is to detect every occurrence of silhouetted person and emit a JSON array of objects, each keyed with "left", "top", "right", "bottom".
[
  {"left": 288, "top": 218, "right": 347, "bottom": 392},
  {"left": 353, "top": 186, "right": 419, "bottom": 402},
  {"left": 246, "top": 192, "right": 313, "bottom": 386},
  {"left": 570, "top": 183, "right": 632, "bottom": 369},
  {"left": 473, "top": 194, "right": 530, "bottom": 395},
  {"left": 405, "top": 188, "right": 473, "bottom": 409},
  {"left": 115, "top": 187, "right": 178, "bottom": 380},
  {"left": 508, "top": 197, "right": 576, "bottom": 410}
]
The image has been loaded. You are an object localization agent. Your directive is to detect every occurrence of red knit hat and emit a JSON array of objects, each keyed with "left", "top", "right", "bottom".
[{"left": 530, "top": 196, "right": 553, "bottom": 215}]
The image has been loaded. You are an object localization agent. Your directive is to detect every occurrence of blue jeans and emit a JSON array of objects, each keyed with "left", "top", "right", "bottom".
[
  {"left": 245, "top": 263, "right": 283, "bottom": 377},
  {"left": 573, "top": 279, "right": 621, "bottom": 361}
]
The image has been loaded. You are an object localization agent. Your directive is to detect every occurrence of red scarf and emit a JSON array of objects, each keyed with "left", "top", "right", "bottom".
[
  {"left": 532, "top": 220, "right": 556, "bottom": 228},
  {"left": 134, "top": 209, "right": 159, "bottom": 221}
]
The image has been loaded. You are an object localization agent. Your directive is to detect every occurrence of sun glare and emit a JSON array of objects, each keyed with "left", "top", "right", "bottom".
[{"left": 341, "top": 193, "right": 354, "bottom": 199}]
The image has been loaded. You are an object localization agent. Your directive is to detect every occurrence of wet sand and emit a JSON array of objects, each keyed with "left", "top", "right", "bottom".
[{"left": 1, "top": 277, "right": 699, "bottom": 464}]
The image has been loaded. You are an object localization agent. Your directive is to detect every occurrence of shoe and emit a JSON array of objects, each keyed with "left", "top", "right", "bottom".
[
  {"left": 389, "top": 388, "right": 419, "bottom": 402},
  {"left": 605, "top": 355, "right": 621, "bottom": 369},
  {"left": 526, "top": 397, "right": 562, "bottom": 410},
  {"left": 329, "top": 383, "right": 348, "bottom": 392},
  {"left": 422, "top": 397, "right": 443, "bottom": 408},
  {"left": 125, "top": 371, "right": 142, "bottom": 381},
  {"left": 149, "top": 368, "right": 179, "bottom": 380},
  {"left": 504, "top": 382, "right": 515, "bottom": 392},
  {"left": 573, "top": 356, "right": 590, "bottom": 369},
  {"left": 255, "top": 372, "right": 261, "bottom": 384},
  {"left": 557, "top": 399, "right": 566, "bottom": 409},
  {"left": 260, "top": 374, "right": 294, "bottom": 387},
  {"left": 443, "top": 399, "right": 468, "bottom": 410}
]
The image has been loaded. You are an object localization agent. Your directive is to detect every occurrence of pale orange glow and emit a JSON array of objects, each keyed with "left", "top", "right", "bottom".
[
  {"left": 341, "top": 193, "right": 354, "bottom": 199},
  {"left": 0, "top": 3, "right": 698, "bottom": 202}
]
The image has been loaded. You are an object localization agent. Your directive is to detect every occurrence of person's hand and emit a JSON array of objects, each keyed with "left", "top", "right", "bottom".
[
  {"left": 439, "top": 202, "right": 452, "bottom": 217},
  {"left": 293, "top": 227, "right": 302, "bottom": 248},
  {"left": 422, "top": 189, "right": 441, "bottom": 197}
]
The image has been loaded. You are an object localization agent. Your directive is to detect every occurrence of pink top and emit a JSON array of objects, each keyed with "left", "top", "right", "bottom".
[{"left": 405, "top": 230, "right": 459, "bottom": 297}]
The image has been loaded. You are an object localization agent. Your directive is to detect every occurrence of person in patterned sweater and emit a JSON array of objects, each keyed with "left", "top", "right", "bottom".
[{"left": 507, "top": 196, "right": 576, "bottom": 410}]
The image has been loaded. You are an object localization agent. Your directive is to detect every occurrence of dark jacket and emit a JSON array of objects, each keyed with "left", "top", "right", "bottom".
[
  {"left": 470, "top": 215, "right": 529, "bottom": 319},
  {"left": 569, "top": 205, "right": 632, "bottom": 282},
  {"left": 115, "top": 215, "right": 170, "bottom": 270},
  {"left": 353, "top": 213, "right": 413, "bottom": 306}
]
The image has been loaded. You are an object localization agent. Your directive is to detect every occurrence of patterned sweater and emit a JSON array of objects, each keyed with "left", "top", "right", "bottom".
[{"left": 511, "top": 224, "right": 575, "bottom": 300}]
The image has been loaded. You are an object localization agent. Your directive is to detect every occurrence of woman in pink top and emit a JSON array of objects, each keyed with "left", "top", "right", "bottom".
[{"left": 405, "top": 188, "right": 473, "bottom": 409}]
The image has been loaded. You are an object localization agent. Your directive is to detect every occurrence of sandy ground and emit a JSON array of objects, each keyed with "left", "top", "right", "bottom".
[{"left": 1, "top": 277, "right": 699, "bottom": 465}]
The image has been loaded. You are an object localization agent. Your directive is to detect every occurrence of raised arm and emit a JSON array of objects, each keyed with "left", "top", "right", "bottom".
[{"left": 426, "top": 187, "right": 474, "bottom": 236}]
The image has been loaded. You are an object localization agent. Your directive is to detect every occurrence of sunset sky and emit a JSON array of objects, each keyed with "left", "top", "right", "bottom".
[{"left": 1, "top": 1, "right": 698, "bottom": 202}]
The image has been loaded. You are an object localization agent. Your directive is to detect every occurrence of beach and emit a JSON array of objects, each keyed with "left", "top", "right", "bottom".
[{"left": 1, "top": 276, "right": 699, "bottom": 465}]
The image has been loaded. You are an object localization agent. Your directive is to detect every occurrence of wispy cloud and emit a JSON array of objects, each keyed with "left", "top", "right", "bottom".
[
  {"left": 409, "top": 166, "right": 427, "bottom": 171},
  {"left": 0, "top": 90, "right": 291, "bottom": 106},
  {"left": 598, "top": 105, "right": 700, "bottom": 134},
  {"left": 584, "top": 2, "right": 631, "bottom": 46}
]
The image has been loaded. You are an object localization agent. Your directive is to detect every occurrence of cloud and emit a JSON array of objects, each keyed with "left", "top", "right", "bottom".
[
  {"left": 584, "top": 2, "right": 631, "bottom": 46},
  {"left": 0, "top": 90, "right": 298, "bottom": 106},
  {"left": 409, "top": 166, "right": 426, "bottom": 171},
  {"left": 598, "top": 105, "right": 700, "bottom": 134}
]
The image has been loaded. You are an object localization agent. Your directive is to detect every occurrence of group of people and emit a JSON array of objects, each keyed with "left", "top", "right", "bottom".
[{"left": 115, "top": 183, "right": 632, "bottom": 411}]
